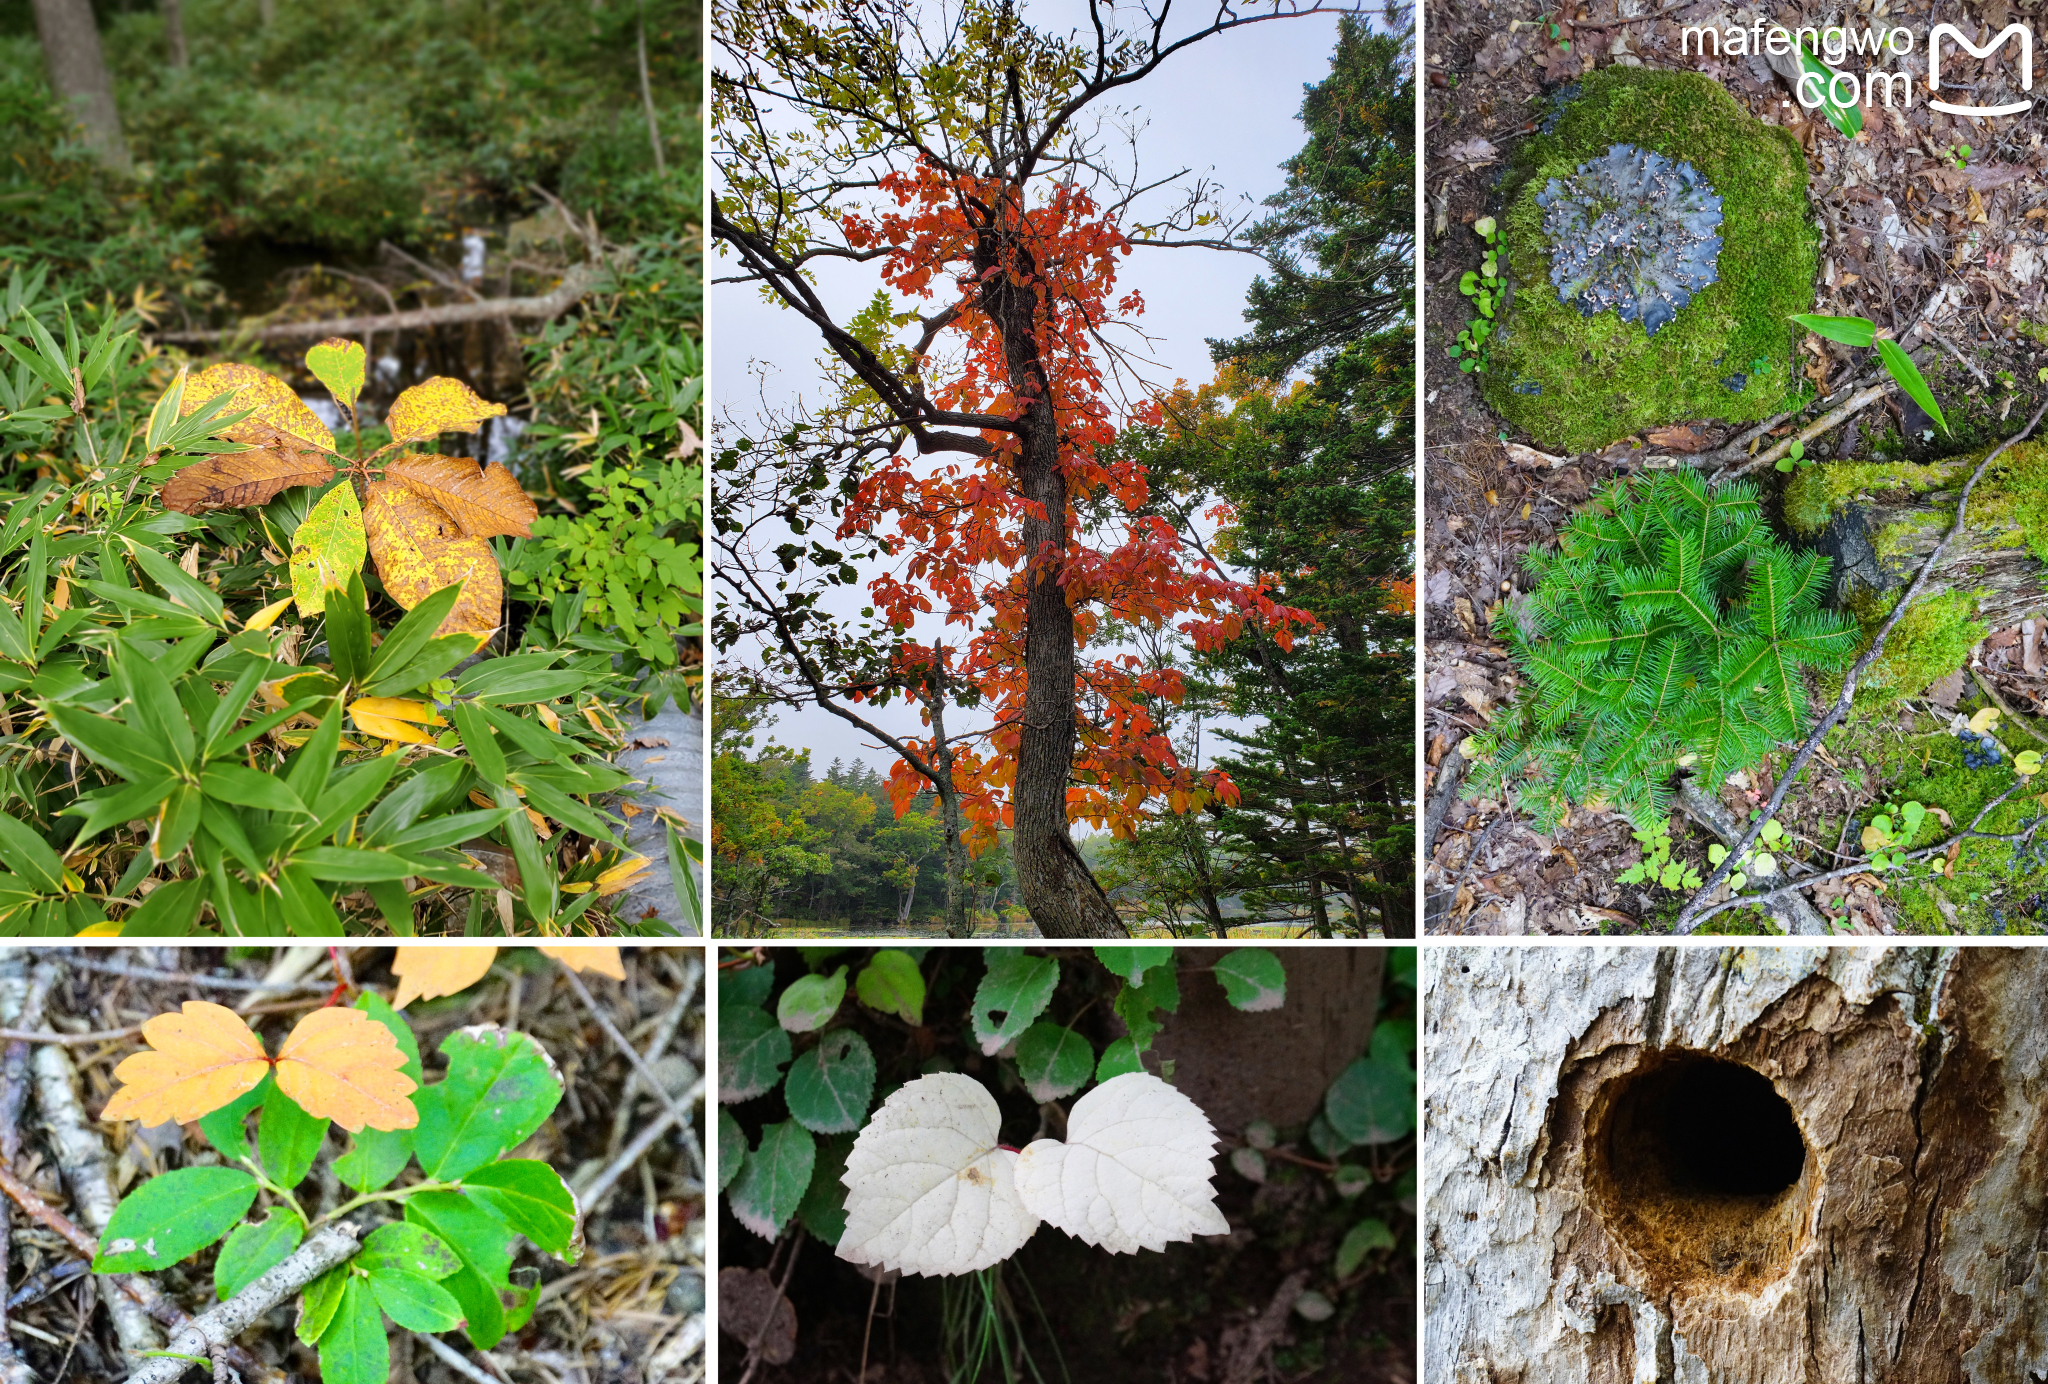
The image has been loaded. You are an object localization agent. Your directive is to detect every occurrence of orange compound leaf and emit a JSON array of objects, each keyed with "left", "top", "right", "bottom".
[
  {"left": 363, "top": 480, "right": 501, "bottom": 642},
  {"left": 383, "top": 454, "right": 537, "bottom": 539},
  {"left": 273, "top": 1007, "right": 418, "bottom": 1133},
  {"left": 390, "top": 946, "right": 499, "bottom": 1009},
  {"left": 178, "top": 363, "right": 337, "bottom": 451},
  {"left": 538, "top": 944, "right": 626, "bottom": 976},
  {"left": 385, "top": 376, "right": 508, "bottom": 446},
  {"left": 159, "top": 426, "right": 338, "bottom": 515},
  {"left": 100, "top": 1001, "right": 269, "bottom": 1125}
]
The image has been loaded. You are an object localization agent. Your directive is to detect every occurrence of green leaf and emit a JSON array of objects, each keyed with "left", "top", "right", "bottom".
[
  {"left": 366, "top": 582, "right": 466, "bottom": 683},
  {"left": 1094, "top": 1035, "right": 1142, "bottom": 1081},
  {"left": 450, "top": 701, "right": 507, "bottom": 784},
  {"left": 718, "top": 1107, "right": 747, "bottom": 1193},
  {"left": 1092, "top": 946, "right": 1174, "bottom": 986},
  {"left": 356, "top": 1222, "right": 461, "bottom": 1280},
  {"left": 197, "top": 1073, "right": 271, "bottom": 1162},
  {"left": 94, "top": 1167, "right": 257, "bottom": 1272},
  {"left": 719, "top": 1005, "right": 792, "bottom": 1103},
  {"left": 1112, "top": 957, "right": 1181, "bottom": 1052},
  {"left": 728, "top": 1119, "right": 815, "bottom": 1241},
  {"left": 1794, "top": 47, "right": 1862, "bottom": 137},
  {"left": 1324, "top": 1055, "right": 1415, "bottom": 1147},
  {"left": 970, "top": 950, "right": 1058, "bottom": 1054},
  {"left": 367, "top": 1267, "right": 465, "bottom": 1333},
  {"left": 315, "top": 1275, "right": 388, "bottom": 1384},
  {"left": 306, "top": 338, "right": 367, "bottom": 416},
  {"left": 405, "top": 1191, "right": 516, "bottom": 1349},
  {"left": 1212, "top": 948, "right": 1286, "bottom": 1012},
  {"left": 462, "top": 1159, "right": 578, "bottom": 1258},
  {"left": 1335, "top": 1218, "right": 1396, "bottom": 1278},
  {"left": 1788, "top": 314, "right": 1874, "bottom": 347},
  {"left": 296, "top": 1266, "right": 348, "bottom": 1345},
  {"left": 289, "top": 483, "right": 366, "bottom": 618},
  {"left": 413, "top": 1026, "right": 563, "bottom": 1181},
  {"left": 797, "top": 1134, "right": 851, "bottom": 1246},
  {"left": 257, "top": 1088, "right": 328, "bottom": 1189},
  {"left": 333, "top": 992, "right": 421, "bottom": 1192},
  {"left": 776, "top": 965, "right": 847, "bottom": 1033},
  {"left": 782, "top": 1029, "right": 875, "bottom": 1134},
  {"left": 853, "top": 950, "right": 924, "bottom": 1025},
  {"left": 0, "top": 814, "right": 64, "bottom": 893},
  {"left": 1876, "top": 338, "right": 1949, "bottom": 434},
  {"left": 200, "top": 762, "right": 308, "bottom": 814},
  {"left": 1013, "top": 1023, "right": 1093, "bottom": 1103},
  {"left": 214, "top": 1211, "right": 303, "bottom": 1300},
  {"left": 720, "top": 963, "right": 775, "bottom": 1011}
]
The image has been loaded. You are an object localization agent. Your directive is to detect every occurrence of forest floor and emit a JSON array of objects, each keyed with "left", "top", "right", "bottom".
[
  {"left": 0, "top": 946, "right": 703, "bottom": 1384},
  {"left": 1422, "top": 0, "right": 2048, "bottom": 935}
]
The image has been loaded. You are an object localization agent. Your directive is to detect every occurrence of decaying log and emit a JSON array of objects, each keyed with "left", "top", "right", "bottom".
[
  {"left": 156, "top": 261, "right": 605, "bottom": 345},
  {"left": 1426, "top": 946, "right": 2048, "bottom": 1383}
]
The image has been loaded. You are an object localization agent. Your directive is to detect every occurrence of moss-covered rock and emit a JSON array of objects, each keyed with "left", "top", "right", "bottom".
[{"left": 1483, "top": 69, "right": 1817, "bottom": 453}]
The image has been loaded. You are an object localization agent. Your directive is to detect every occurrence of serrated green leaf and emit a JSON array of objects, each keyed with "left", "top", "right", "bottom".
[
  {"left": 718, "top": 1106, "right": 747, "bottom": 1192},
  {"left": 776, "top": 965, "right": 847, "bottom": 1033},
  {"left": 782, "top": 1029, "right": 875, "bottom": 1134},
  {"left": 1212, "top": 948, "right": 1286, "bottom": 1012},
  {"left": 289, "top": 483, "right": 366, "bottom": 619},
  {"left": 413, "top": 1026, "right": 562, "bottom": 1181},
  {"left": 719, "top": 1005, "right": 791, "bottom": 1104},
  {"left": 971, "top": 950, "right": 1058, "bottom": 1054},
  {"left": 214, "top": 1211, "right": 303, "bottom": 1300},
  {"left": 1092, "top": 946, "right": 1174, "bottom": 985},
  {"left": 853, "top": 950, "right": 923, "bottom": 1025},
  {"left": 1013, "top": 1023, "right": 1093, "bottom": 1103},
  {"left": 1324, "top": 1055, "right": 1415, "bottom": 1147},
  {"left": 728, "top": 1119, "right": 814, "bottom": 1241}
]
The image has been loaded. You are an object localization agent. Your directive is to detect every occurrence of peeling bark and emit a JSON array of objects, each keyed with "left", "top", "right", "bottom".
[{"left": 1426, "top": 946, "right": 2048, "bottom": 1384}]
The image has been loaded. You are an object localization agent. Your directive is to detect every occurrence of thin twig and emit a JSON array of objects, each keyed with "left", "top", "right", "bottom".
[
  {"left": 124, "top": 1227, "right": 361, "bottom": 1384},
  {"left": 554, "top": 963, "right": 704, "bottom": 1178},
  {"left": 62, "top": 958, "right": 334, "bottom": 994},
  {"left": 1967, "top": 665, "right": 2048, "bottom": 748},
  {"left": 1676, "top": 399, "right": 2048, "bottom": 932},
  {"left": 1710, "top": 381, "right": 1891, "bottom": 482},
  {"left": 414, "top": 1332, "right": 505, "bottom": 1384}
]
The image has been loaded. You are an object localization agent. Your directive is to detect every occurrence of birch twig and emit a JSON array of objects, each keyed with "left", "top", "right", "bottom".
[{"left": 124, "top": 1226, "right": 361, "bottom": 1384}]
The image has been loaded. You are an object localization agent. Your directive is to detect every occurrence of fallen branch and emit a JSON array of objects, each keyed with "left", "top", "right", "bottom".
[
  {"left": 155, "top": 263, "right": 603, "bottom": 345},
  {"left": 1676, "top": 399, "right": 2048, "bottom": 932},
  {"left": 1710, "top": 380, "right": 1891, "bottom": 482},
  {"left": 1672, "top": 780, "right": 1829, "bottom": 936},
  {"left": 125, "top": 1225, "right": 361, "bottom": 1384}
]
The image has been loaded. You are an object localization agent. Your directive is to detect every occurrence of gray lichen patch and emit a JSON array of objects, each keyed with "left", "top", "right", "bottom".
[{"left": 1537, "top": 144, "right": 1723, "bottom": 337}]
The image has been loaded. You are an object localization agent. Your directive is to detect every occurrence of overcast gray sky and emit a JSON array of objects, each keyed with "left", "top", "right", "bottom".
[{"left": 714, "top": 3, "right": 1350, "bottom": 773}]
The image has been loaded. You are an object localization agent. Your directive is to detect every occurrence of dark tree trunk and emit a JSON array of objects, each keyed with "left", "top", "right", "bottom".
[
  {"left": 162, "top": 0, "right": 188, "bottom": 68},
  {"left": 975, "top": 194, "right": 1126, "bottom": 940},
  {"left": 31, "top": 0, "right": 131, "bottom": 172}
]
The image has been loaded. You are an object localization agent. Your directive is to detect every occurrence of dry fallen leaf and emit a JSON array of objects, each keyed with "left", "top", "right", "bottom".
[
  {"left": 272, "top": 1007, "right": 418, "bottom": 1132},
  {"left": 538, "top": 945, "right": 626, "bottom": 977},
  {"left": 390, "top": 948, "right": 498, "bottom": 1008}
]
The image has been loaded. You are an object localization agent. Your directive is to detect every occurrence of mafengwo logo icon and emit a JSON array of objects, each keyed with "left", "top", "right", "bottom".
[{"left": 1680, "top": 20, "right": 2034, "bottom": 120}]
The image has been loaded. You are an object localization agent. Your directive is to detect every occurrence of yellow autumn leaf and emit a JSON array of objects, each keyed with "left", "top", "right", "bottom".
[
  {"left": 592, "top": 856, "right": 653, "bottom": 898},
  {"left": 350, "top": 698, "right": 446, "bottom": 726},
  {"left": 390, "top": 947, "right": 499, "bottom": 1008},
  {"left": 305, "top": 338, "right": 367, "bottom": 416},
  {"left": 363, "top": 480, "right": 501, "bottom": 641},
  {"left": 100, "top": 1001, "right": 270, "bottom": 1125},
  {"left": 75, "top": 919, "right": 125, "bottom": 937},
  {"left": 538, "top": 944, "right": 626, "bottom": 976},
  {"left": 1969, "top": 707, "right": 2001, "bottom": 734},
  {"left": 352, "top": 710, "right": 437, "bottom": 745},
  {"left": 244, "top": 595, "right": 296, "bottom": 631},
  {"left": 178, "top": 362, "right": 336, "bottom": 451},
  {"left": 386, "top": 376, "right": 508, "bottom": 445},
  {"left": 272, "top": 1007, "right": 418, "bottom": 1132},
  {"left": 384, "top": 453, "right": 537, "bottom": 539}
]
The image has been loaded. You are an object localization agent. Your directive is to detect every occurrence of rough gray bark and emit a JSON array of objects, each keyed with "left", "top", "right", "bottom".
[
  {"left": 1670, "top": 781, "right": 1827, "bottom": 937},
  {"left": 161, "top": 0, "right": 188, "bottom": 68},
  {"left": 31, "top": 0, "right": 131, "bottom": 172},
  {"left": 1426, "top": 945, "right": 2048, "bottom": 1384},
  {"left": 125, "top": 1225, "right": 361, "bottom": 1384}
]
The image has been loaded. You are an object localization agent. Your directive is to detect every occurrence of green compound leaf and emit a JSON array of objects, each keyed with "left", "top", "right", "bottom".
[
  {"left": 356, "top": 1222, "right": 461, "bottom": 1280},
  {"left": 316, "top": 1275, "right": 389, "bottom": 1384},
  {"left": 463, "top": 1159, "right": 579, "bottom": 1258},
  {"left": 257, "top": 1088, "right": 328, "bottom": 1190},
  {"left": 777, "top": 965, "right": 848, "bottom": 1033},
  {"left": 1013, "top": 1023, "right": 1093, "bottom": 1103},
  {"left": 296, "top": 1265, "right": 348, "bottom": 1346},
  {"left": 1212, "top": 948, "right": 1286, "bottom": 1012},
  {"left": 214, "top": 1211, "right": 303, "bottom": 1300},
  {"left": 94, "top": 1167, "right": 257, "bottom": 1272},
  {"left": 729, "top": 1119, "right": 815, "bottom": 1241},
  {"left": 405, "top": 1190, "right": 516, "bottom": 1349},
  {"left": 1876, "top": 338, "right": 1949, "bottom": 434},
  {"left": 367, "top": 1268, "right": 465, "bottom": 1333},
  {"left": 414, "top": 1026, "right": 563, "bottom": 1181},
  {"left": 1112, "top": 957, "right": 1181, "bottom": 1052},
  {"left": 719, "top": 1005, "right": 793, "bottom": 1104},
  {"left": 333, "top": 991, "right": 422, "bottom": 1193},
  {"left": 1092, "top": 946, "right": 1174, "bottom": 986},
  {"left": 971, "top": 949, "right": 1059, "bottom": 1055},
  {"left": 782, "top": 1029, "right": 876, "bottom": 1135},
  {"left": 854, "top": 949, "right": 925, "bottom": 1026},
  {"left": 306, "top": 338, "right": 367, "bottom": 416},
  {"left": 1335, "top": 1218, "right": 1396, "bottom": 1278},
  {"left": 289, "top": 481, "right": 366, "bottom": 619},
  {"left": 1324, "top": 1053, "right": 1416, "bottom": 1148},
  {"left": 718, "top": 1106, "right": 747, "bottom": 1192}
]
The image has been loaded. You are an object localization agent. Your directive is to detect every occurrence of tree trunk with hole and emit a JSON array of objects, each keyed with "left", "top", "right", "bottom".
[
  {"left": 1797, "top": 443, "right": 2048, "bottom": 635},
  {"left": 31, "top": 0, "right": 131, "bottom": 172},
  {"left": 1426, "top": 945, "right": 2048, "bottom": 1384}
]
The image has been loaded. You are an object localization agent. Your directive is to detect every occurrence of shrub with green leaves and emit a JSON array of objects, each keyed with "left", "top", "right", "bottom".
[
  {"left": 93, "top": 994, "right": 574, "bottom": 1384},
  {"left": 1465, "top": 470, "right": 1860, "bottom": 830}
]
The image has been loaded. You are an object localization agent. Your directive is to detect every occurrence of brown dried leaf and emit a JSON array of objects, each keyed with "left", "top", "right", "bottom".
[
  {"left": 178, "top": 363, "right": 335, "bottom": 451},
  {"left": 363, "top": 480, "right": 501, "bottom": 641},
  {"left": 719, "top": 1268, "right": 797, "bottom": 1365},
  {"left": 384, "top": 453, "right": 538, "bottom": 539},
  {"left": 159, "top": 430, "right": 338, "bottom": 514},
  {"left": 386, "top": 376, "right": 508, "bottom": 445},
  {"left": 1645, "top": 424, "right": 1709, "bottom": 453}
]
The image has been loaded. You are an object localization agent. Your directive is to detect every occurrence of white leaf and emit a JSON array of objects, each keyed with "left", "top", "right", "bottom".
[
  {"left": 1013, "top": 1072, "right": 1228, "bottom": 1253},
  {"left": 837, "top": 1073, "right": 1038, "bottom": 1277}
]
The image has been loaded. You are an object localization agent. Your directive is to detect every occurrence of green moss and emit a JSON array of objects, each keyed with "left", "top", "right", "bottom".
[
  {"left": 1482, "top": 69, "right": 1817, "bottom": 452},
  {"left": 1782, "top": 458, "right": 1964, "bottom": 536},
  {"left": 1783, "top": 442, "right": 2048, "bottom": 559},
  {"left": 1846, "top": 587, "right": 1986, "bottom": 707}
]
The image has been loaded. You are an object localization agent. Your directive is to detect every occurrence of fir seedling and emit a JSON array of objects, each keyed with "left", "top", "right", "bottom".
[{"left": 1465, "top": 470, "right": 1861, "bottom": 830}]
